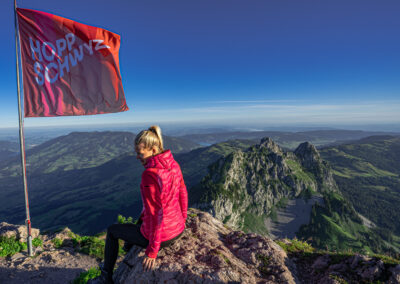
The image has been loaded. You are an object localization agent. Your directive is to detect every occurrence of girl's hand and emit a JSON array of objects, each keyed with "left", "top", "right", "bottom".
[{"left": 142, "top": 255, "right": 156, "bottom": 271}]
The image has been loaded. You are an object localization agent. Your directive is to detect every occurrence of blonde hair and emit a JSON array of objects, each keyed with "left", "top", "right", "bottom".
[{"left": 135, "top": 125, "right": 164, "bottom": 152}]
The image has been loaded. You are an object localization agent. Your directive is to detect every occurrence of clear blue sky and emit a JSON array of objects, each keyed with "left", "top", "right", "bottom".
[{"left": 0, "top": 0, "right": 399, "bottom": 129}]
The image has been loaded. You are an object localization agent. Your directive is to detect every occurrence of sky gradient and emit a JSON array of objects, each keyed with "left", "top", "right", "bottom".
[{"left": 0, "top": 0, "right": 399, "bottom": 129}]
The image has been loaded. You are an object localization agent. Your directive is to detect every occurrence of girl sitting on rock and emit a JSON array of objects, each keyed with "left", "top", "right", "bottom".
[{"left": 90, "top": 125, "right": 188, "bottom": 284}]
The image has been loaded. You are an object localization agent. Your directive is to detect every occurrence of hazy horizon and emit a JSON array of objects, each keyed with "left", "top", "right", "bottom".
[{"left": 1, "top": 1, "right": 399, "bottom": 128}]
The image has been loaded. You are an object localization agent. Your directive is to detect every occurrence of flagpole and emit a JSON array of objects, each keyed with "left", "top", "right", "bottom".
[{"left": 14, "top": 0, "right": 33, "bottom": 257}]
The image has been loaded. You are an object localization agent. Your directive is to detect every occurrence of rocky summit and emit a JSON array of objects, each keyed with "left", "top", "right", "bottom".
[
  {"left": 1, "top": 209, "right": 400, "bottom": 283},
  {"left": 113, "top": 208, "right": 400, "bottom": 284},
  {"left": 113, "top": 208, "right": 298, "bottom": 284}
]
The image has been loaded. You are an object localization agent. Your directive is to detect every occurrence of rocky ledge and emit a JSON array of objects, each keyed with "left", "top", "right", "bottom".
[
  {"left": 113, "top": 208, "right": 400, "bottom": 284},
  {"left": 113, "top": 208, "right": 298, "bottom": 283},
  {"left": 0, "top": 222, "right": 98, "bottom": 284},
  {"left": 1, "top": 211, "right": 399, "bottom": 284}
]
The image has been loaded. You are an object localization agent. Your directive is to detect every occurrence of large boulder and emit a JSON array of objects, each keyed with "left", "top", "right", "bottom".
[
  {"left": 0, "top": 222, "right": 40, "bottom": 241},
  {"left": 113, "top": 208, "right": 298, "bottom": 283}
]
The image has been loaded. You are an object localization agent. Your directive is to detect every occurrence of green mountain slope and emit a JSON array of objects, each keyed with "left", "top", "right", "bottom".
[
  {"left": 190, "top": 137, "right": 399, "bottom": 255},
  {"left": 297, "top": 191, "right": 400, "bottom": 255},
  {"left": 319, "top": 135, "right": 400, "bottom": 242},
  {"left": 0, "top": 138, "right": 250, "bottom": 234},
  {"left": 0, "top": 141, "right": 19, "bottom": 162},
  {"left": 181, "top": 130, "right": 400, "bottom": 150},
  {"left": 0, "top": 153, "right": 144, "bottom": 234},
  {"left": 0, "top": 131, "right": 200, "bottom": 178}
]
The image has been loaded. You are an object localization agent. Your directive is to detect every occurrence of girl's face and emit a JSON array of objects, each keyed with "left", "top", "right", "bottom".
[{"left": 135, "top": 143, "right": 157, "bottom": 166}]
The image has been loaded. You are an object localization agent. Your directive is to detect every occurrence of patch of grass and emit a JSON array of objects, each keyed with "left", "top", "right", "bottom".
[
  {"left": 188, "top": 213, "right": 198, "bottom": 218},
  {"left": 268, "top": 207, "right": 278, "bottom": 222},
  {"left": 51, "top": 237, "right": 63, "bottom": 248},
  {"left": 372, "top": 253, "right": 400, "bottom": 265},
  {"left": 329, "top": 274, "right": 348, "bottom": 284},
  {"left": 275, "top": 238, "right": 315, "bottom": 254},
  {"left": 32, "top": 237, "right": 43, "bottom": 248},
  {"left": 256, "top": 253, "right": 271, "bottom": 265},
  {"left": 212, "top": 249, "right": 231, "bottom": 265},
  {"left": 299, "top": 186, "right": 316, "bottom": 201},
  {"left": 223, "top": 214, "right": 231, "bottom": 224},
  {"left": 276, "top": 197, "right": 288, "bottom": 208},
  {"left": 0, "top": 236, "right": 27, "bottom": 257},
  {"left": 242, "top": 212, "right": 269, "bottom": 235},
  {"left": 117, "top": 214, "right": 134, "bottom": 225},
  {"left": 257, "top": 253, "right": 272, "bottom": 275},
  {"left": 72, "top": 267, "right": 101, "bottom": 284},
  {"left": 68, "top": 231, "right": 125, "bottom": 260},
  {"left": 286, "top": 159, "right": 316, "bottom": 184},
  {"left": 69, "top": 232, "right": 105, "bottom": 260},
  {"left": 79, "top": 236, "right": 105, "bottom": 259}
]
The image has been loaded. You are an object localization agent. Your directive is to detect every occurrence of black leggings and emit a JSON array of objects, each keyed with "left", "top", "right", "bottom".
[{"left": 103, "top": 220, "right": 183, "bottom": 274}]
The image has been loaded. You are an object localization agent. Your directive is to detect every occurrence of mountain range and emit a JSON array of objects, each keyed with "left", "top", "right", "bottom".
[{"left": 0, "top": 130, "right": 398, "bottom": 256}]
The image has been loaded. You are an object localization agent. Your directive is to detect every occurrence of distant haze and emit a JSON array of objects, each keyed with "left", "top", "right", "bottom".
[{"left": 0, "top": 1, "right": 399, "bottom": 128}]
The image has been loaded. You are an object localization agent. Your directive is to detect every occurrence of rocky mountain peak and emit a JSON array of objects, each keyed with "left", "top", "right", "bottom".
[
  {"left": 294, "top": 142, "right": 320, "bottom": 162},
  {"left": 258, "top": 137, "right": 282, "bottom": 153},
  {"left": 294, "top": 141, "right": 337, "bottom": 190}
]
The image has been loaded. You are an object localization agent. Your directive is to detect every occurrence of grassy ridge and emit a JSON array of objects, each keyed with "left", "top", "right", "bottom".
[
  {"left": 319, "top": 136, "right": 400, "bottom": 244},
  {"left": 297, "top": 191, "right": 400, "bottom": 255}
]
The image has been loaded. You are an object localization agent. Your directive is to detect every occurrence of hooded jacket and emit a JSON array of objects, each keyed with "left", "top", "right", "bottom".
[{"left": 139, "top": 150, "right": 188, "bottom": 258}]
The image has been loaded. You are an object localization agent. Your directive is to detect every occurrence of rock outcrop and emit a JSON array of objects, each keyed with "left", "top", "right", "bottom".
[
  {"left": 294, "top": 142, "right": 337, "bottom": 190},
  {"left": 113, "top": 208, "right": 298, "bottom": 284},
  {"left": 1, "top": 212, "right": 399, "bottom": 284},
  {"left": 294, "top": 251, "right": 400, "bottom": 284},
  {"left": 0, "top": 222, "right": 40, "bottom": 241},
  {"left": 191, "top": 137, "right": 337, "bottom": 233},
  {"left": 0, "top": 225, "right": 99, "bottom": 284}
]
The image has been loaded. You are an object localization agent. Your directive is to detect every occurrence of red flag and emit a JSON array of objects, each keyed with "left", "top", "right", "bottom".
[{"left": 16, "top": 8, "right": 129, "bottom": 117}]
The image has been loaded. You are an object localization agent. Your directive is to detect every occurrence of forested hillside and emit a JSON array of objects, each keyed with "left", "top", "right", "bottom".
[{"left": 319, "top": 136, "right": 400, "bottom": 253}]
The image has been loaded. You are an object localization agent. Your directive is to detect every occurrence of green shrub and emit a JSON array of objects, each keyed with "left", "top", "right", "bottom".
[
  {"left": 79, "top": 236, "right": 105, "bottom": 260},
  {"left": 275, "top": 238, "right": 315, "bottom": 254},
  {"left": 51, "top": 237, "right": 63, "bottom": 248},
  {"left": 32, "top": 237, "right": 43, "bottom": 247},
  {"left": 372, "top": 253, "right": 400, "bottom": 265},
  {"left": 0, "top": 236, "right": 27, "bottom": 257},
  {"left": 117, "top": 214, "right": 134, "bottom": 224},
  {"left": 67, "top": 231, "right": 125, "bottom": 260},
  {"left": 72, "top": 267, "right": 101, "bottom": 284}
]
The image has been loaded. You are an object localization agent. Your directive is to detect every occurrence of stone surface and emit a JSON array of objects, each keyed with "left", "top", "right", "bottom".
[
  {"left": 0, "top": 225, "right": 99, "bottom": 284},
  {"left": 0, "top": 213, "right": 399, "bottom": 284},
  {"left": 0, "top": 222, "right": 40, "bottom": 241},
  {"left": 389, "top": 264, "right": 400, "bottom": 284},
  {"left": 113, "top": 208, "right": 299, "bottom": 284}
]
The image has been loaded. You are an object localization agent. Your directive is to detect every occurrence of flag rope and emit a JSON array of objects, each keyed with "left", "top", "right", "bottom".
[{"left": 14, "top": 0, "right": 33, "bottom": 257}]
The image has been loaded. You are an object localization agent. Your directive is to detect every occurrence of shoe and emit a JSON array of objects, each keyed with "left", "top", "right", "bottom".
[{"left": 87, "top": 268, "right": 114, "bottom": 284}]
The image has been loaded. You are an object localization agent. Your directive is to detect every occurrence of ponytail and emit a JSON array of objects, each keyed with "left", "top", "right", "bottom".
[{"left": 135, "top": 125, "right": 164, "bottom": 152}]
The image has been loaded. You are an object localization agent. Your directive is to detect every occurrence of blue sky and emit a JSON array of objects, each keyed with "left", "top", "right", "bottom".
[{"left": 0, "top": 0, "right": 399, "bottom": 129}]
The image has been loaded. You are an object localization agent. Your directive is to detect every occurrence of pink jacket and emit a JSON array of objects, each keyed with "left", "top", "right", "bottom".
[{"left": 139, "top": 150, "right": 188, "bottom": 258}]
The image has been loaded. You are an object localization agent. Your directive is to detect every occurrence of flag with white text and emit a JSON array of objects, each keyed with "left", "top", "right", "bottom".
[{"left": 17, "top": 8, "right": 129, "bottom": 117}]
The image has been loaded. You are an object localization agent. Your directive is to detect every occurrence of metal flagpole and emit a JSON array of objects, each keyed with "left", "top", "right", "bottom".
[{"left": 14, "top": 0, "right": 33, "bottom": 257}]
